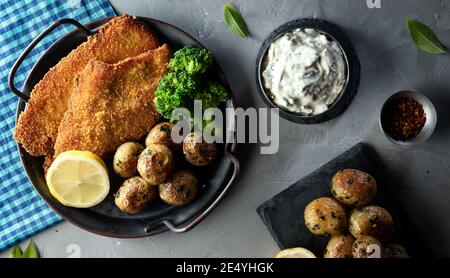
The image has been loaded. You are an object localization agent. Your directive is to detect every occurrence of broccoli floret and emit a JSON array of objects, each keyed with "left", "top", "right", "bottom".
[
  {"left": 155, "top": 46, "right": 227, "bottom": 120},
  {"left": 154, "top": 71, "right": 200, "bottom": 119},
  {"left": 169, "top": 46, "right": 213, "bottom": 74},
  {"left": 195, "top": 81, "right": 229, "bottom": 110}
]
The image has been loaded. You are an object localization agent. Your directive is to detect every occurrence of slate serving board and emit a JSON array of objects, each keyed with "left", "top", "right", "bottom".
[{"left": 257, "top": 143, "right": 432, "bottom": 258}]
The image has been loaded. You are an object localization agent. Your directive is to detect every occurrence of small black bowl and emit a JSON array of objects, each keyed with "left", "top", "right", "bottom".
[{"left": 256, "top": 18, "right": 361, "bottom": 124}]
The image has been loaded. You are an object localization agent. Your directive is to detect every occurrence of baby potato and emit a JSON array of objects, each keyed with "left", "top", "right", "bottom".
[
  {"left": 324, "top": 234, "right": 355, "bottom": 258},
  {"left": 159, "top": 170, "right": 198, "bottom": 206},
  {"left": 331, "top": 169, "right": 377, "bottom": 207},
  {"left": 114, "top": 176, "right": 157, "bottom": 214},
  {"left": 137, "top": 144, "right": 174, "bottom": 185},
  {"left": 113, "top": 142, "right": 144, "bottom": 178},
  {"left": 145, "top": 122, "right": 181, "bottom": 151},
  {"left": 183, "top": 131, "right": 217, "bottom": 167},
  {"left": 383, "top": 244, "right": 410, "bottom": 258},
  {"left": 349, "top": 205, "right": 394, "bottom": 243},
  {"left": 304, "top": 197, "right": 347, "bottom": 236},
  {"left": 352, "top": 235, "right": 383, "bottom": 258}
]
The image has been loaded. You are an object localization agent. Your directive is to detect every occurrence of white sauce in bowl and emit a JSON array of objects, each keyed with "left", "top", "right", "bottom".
[{"left": 262, "top": 28, "right": 347, "bottom": 116}]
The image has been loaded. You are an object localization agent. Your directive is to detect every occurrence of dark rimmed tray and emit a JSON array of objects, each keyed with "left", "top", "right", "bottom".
[
  {"left": 257, "top": 143, "right": 432, "bottom": 258},
  {"left": 10, "top": 16, "right": 239, "bottom": 237}
]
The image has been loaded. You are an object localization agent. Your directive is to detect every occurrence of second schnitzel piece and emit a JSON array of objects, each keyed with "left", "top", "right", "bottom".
[
  {"left": 14, "top": 15, "right": 160, "bottom": 157},
  {"left": 52, "top": 44, "right": 171, "bottom": 163}
]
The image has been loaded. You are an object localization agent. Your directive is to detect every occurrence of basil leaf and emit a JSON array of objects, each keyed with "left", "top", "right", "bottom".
[
  {"left": 223, "top": 3, "right": 249, "bottom": 38},
  {"left": 22, "top": 240, "right": 40, "bottom": 258},
  {"left": 9, "top": 245, "right": 23, "bottom": 258},
  {"left": 407, "top": 18, "right": 446, "bottom": 54}
]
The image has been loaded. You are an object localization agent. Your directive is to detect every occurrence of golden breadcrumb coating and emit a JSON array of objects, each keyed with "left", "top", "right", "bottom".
[
  {"left": 14, "top": 15, "right": 160, "bottom": 157},
  {"left": 50, "top": 44, "right": 171, "bottom": 166}
]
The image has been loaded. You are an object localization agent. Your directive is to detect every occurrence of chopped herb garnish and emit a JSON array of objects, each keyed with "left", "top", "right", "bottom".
[{"left": 160, "top": 124, "right": 171, "bottom": 133}]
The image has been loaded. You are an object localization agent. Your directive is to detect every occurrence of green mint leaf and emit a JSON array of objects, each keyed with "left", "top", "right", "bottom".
[
  {"left": 407, "top": 18, "right": 446, "bottom": 54},
  {"left": 9, "top": 245, "right": 23, "bottom": 258},
  {"left": 223, "top": 3, "right": 249, "bottom": 38},
  {"left": 22, "top": 240, "right": 40, "bottom": 258}
]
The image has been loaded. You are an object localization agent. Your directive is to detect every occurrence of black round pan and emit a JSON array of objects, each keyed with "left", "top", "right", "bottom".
[{"left": 9, "top": 16, "right": 239, "bottom": 237}]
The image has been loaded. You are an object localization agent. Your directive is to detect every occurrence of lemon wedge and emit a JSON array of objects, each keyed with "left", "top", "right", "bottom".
[
  {"left": 275, "top": 247, "right": 317, "bottom": 258},
  {"left": 46, "top": 150, "right": 110, "bottom": 208}
]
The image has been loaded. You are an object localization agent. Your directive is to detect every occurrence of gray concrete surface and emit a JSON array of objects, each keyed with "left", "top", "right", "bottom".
[{"left": 3, "top": 0, "right": 450, "bottom": 258}]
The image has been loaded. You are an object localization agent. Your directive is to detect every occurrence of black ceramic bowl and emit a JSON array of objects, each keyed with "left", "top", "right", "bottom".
[
  {"left": 9, "top": 17, "right": 239, "bottom": 237},
  {"left": 256, "top": 18, "right": 361, "bottom": 124}
]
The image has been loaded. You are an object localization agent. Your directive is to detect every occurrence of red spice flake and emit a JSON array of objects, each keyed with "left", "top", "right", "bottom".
[{"left": 381, "top": 97, "right": 426, "bottom": 141}]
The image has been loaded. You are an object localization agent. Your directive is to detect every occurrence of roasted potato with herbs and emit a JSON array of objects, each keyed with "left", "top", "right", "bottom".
[
  {"left": 113, "top": 142, "right": 144, "bottom": 178},
  {"left": 383, "top": 244, "right": 410, "bottom": 258},
  {"left": 145, "top": 122, "right": 181, "bottom": 151},
  {"left": 304, "top": 197, "right": 347, "bottom": 236},
  {"left": 349, "top": 205, "right": 394, "bottom": 243},
  {"left": 159, "top": 170, "right": 198, "bottom": 206},
  {"left": 137, "top": 144, "right": 174, "bottom": 185},
  {"left": 115, "top": 177, "right": 158, "bottom": 214},
  {"left": 331, "top": 169, "right": 377, "bottom": 207},
  {"left": 324, "top": 234, "right": 355, "bottom": 258},
  {"left": 352, "top": 235, "right": 383, "bottom": 258},
  {"left": 183, "top": 131, "right": 217, "bottom": 167}
]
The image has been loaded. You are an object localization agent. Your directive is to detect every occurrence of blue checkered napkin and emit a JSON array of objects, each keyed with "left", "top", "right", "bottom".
[{"left": 0, "top": 0, "right": 115, "bottom": 252}]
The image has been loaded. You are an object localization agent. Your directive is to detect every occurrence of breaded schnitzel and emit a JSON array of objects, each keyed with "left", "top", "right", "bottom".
[
  {"left": 50, "top": 44, "right": 171, "bottom": 165},
  {"left": 14, "top": 15, "right": 160, "bottom": 157}
]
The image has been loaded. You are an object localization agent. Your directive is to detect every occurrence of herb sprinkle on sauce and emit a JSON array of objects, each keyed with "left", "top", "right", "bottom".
[{"left": 262, "top": 28, "right": 347, "bottom": 115}]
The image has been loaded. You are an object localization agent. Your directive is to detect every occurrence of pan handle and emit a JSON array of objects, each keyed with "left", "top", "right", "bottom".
[
  {"left": 8, "top": 18, "right": 92, "bottom": 101},
  {"left": 145, "top": 152, "right": 240, "bottom": 234}
]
